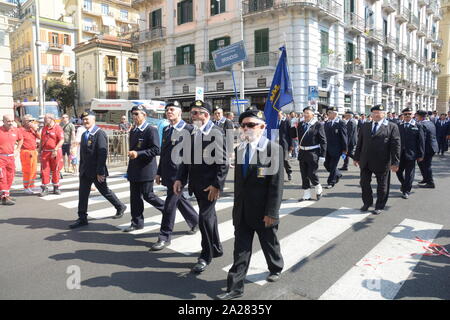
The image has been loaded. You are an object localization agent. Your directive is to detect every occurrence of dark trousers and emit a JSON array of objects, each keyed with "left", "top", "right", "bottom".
[
  {"left": 78, "top": 174, "right": 124, "bottom": 221},
  {"left": 193, "top": 186, "right": 223, "bottom": 264},
  {"left": 227, "top": 222, "right": 284, "bottom": 294},
  {"left": 418, "top": 152, "right": 434, "bottom": 184},
  {"left": 341, "top": 149, "right": 354, "bottom": 169},
  {"left": 282, "top": 148, "right": 292, "bottom": 175},
  {"left": 130, "top": 181, "right": 165, "bottom": 228},
  {"left": 437, "top": 136, "right": 448, "bottom": 154},
  {"left": 360, "top": 167, "right": 391, "bottom": 210},
  {"left": 324, "top": 153, "right": 341, "bottom": 185},
  {"left": 396, "top": 155, "right": 416, "bottom": 194},
  {"left": 298, "top": 149, "right": 320, "bottom": 189},
  {"left": 158, "top": 185, "right": 199, "bottom": 241}
]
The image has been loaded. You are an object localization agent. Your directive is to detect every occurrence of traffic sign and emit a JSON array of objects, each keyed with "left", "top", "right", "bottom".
[
  {"left": 232, "top": 99, "right": 249, "bottom": 105},
  {"left": 212, "top": 41, "right": 248, "bottom": 70}
]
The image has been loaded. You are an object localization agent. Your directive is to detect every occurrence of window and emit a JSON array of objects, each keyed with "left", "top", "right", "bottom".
[
  {"left": 209, "top": 37, "right": 230, "bottom": 60},
  {"left": 255, "top": 29, "right": 269, "bottom": 54},
  {"left": 346, "top": 42, "right": 355, "bottom": 62},
  {"left": 176, "top": 44, "right": 195, "bottom": 65},
  {"left": 153, "top": 51, "right": 162, "bottom": 79},
  {"left": 63, "top": 34, "right": 71, "bottom": 46},
  {"left": 51, "top": 33, "right": 58, "bottom": 45},
  {"left": 320, "top": 31, "right": 329, "bottom": 55},
  {"left": 101, "top": 3, "right": 109, "bottom": 15},
  {"left": 120, "top": 10, "right": 128, "bottom": 21},
  {"left": 366, "top": 50, "right": 373, "bottom": 69},
  {"left": 83, "top": 0, "right": 92, "bottom": 11},
  {"left": 150, "top": 9, "right": 162, "bottom": 28},
  {"left": 211, "top": 0, "right": 226, "bottom": 16},
  {"left": 177, "top": 0, "right": 193, "bottom": 25}
]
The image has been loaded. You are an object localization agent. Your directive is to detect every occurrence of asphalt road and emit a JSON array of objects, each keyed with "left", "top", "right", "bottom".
[{"left": 0, "top": 155, "right": 449, "bottom": 300}]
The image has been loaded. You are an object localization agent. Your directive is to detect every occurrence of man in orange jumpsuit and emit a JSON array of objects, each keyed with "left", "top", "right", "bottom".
[
  {"left": 19, "top": 114, "right": 41, "bottom": 194},
  {"left": 0, "top": 115, "right": 23, "bottom": 205},
  {"left": 39, "top": 113, "right": 64, "bottom": 197}
]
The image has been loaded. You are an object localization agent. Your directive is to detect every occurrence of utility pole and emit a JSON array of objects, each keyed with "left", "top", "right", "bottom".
[
  {"left": 34, "top": 0, "right": 44, "bottom": 118},
  {"left": 240, "top": 2, "right": 245, "bottom": 102}
]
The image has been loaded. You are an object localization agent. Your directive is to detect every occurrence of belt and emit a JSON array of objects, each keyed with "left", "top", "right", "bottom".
[
  {"left": 43, "top": 149, "right": 57, "bottom": 152},
  {"left": 299, "top": 145, "right": 320, "bottom": 151}
]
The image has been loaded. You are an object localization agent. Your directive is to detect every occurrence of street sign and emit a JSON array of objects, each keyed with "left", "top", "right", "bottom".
[
  {"left": 212, "top": 41, "right": 247, "bottom": 70},
  {"left": 232, "top": 99, "right": 249, "bottom": 105},
  {"left": 195, "top": 87, "right": 204, "bottom": 101}
]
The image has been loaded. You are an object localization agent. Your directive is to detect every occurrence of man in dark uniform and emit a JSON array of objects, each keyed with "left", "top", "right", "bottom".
[
  {"left": 435, "top": 113, "right": 449, "bottom": 156},
  {"left": 69, "top": 111, "right": 126, "bottom": 229},
  {"left": 123, "top": 105, "right": 165, "bottom": 232},
  {"left": 276, "top": 111, "right": 293, "bottom": 181},
  {"left": 151, "top": 102, "right": 199, "bottom": 251},
  {"left": 340, "top": 111, "right": 357, "bottom": 171},
  {"left": 217, "top": 108, "right": 284, "bottom": 300},
  {"left": 396, "top": 108, "right": 425, "bottom": 199},
  {"left": 323, "top": 107, "right": 347, "bottom": 188},
  {"left": 174, "top": 100, "right": 229, "bottom": 273},
  {"left": 416, "top": 110, "right": 439, "bottom": 188},
  {"left": 213, "top": 106, "right": 235, "bottom": 133},
  {"left": 296, "top": 107, "right": 327, "bottom": 201},
  {"left": 354, "top": 104, "right": 401, "bottom": 215}
]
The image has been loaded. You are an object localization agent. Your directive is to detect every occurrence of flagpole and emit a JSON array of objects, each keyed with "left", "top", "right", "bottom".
[{"left": 283, "top": 32, "right": 296, "bottom": 112}]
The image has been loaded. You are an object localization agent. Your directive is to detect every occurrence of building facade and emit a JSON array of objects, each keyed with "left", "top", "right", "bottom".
[
  {"left": 132, "top": 0, "right": 442, "bottom": 114},
  {"left": 437, "top": 0, "right": 450, "bottom": 114},
  {"left": 73, "top": 35, "right": 139, "bottom": 114}
]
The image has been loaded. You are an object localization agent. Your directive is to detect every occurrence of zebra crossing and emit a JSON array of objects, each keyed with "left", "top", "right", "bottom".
[{"left": 21, "top": 172, "right": 445, "bottom": 300}]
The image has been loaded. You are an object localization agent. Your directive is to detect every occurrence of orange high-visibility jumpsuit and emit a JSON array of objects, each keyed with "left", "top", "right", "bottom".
[
  {"left": 0, "top": 126, "right": 23, "bottom": 198},
  {"left": 19, "top": 127, "right": 39, "bottom": 189},
  {"left": 40, "top": 125, "right": 64, "bottom": 187}
]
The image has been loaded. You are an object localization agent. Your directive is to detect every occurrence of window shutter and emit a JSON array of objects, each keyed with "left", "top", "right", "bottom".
[
  {"left": 115, "top": 57, "right": 119, "bottom": 76},
  {"left": 103, "top": 56, "right": 109, "bottom": 73},
  {"left": 209, "top": 39, "right": 216, "bottom": 61},
  {"left": 189, "top": 45, "right": 195, "bottom": 65},
  {"left": 177, "top": 2, "right": 182, "bottom": 25},
  {"left": 188, "top": 0, "right": 193, "bottom": 22},
  {"left": 153, "top": 51, "right": 161, "bottom": 71},
  {"left": 40, "top": 30, "right": 46, "bottom": 41},
  {"left": 149, "top": 12, "right": 152, "bottom": 29},
  {"left": 48, "top": 32, "right": 52, "bottom": 43},
  {"left": 220, "top": 0, "right": 225, "bottom": 13},
  {"left": 176, "top": 46, "right": 183, "bottom": 65}
]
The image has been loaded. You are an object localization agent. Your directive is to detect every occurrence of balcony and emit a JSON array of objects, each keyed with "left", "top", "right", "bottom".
[
  {"left": 426, "top": 4, "right": 434, "bottom": 15},
  {"left": 383, "top": 35, "right": 396, "bottom": 51},
  {"left": 242, "top": 0, "right": 274, "bottom": 15},
  {"left": 142, "top": 70, "right": 165, "bottom": 83},
  {"left": 407, "top": 13, "right": 419, "bottom": 31},
  {"left": 431, "top": 64, "right": 441, "bottom": 74},
  {"left": 48, "top": 42, "right": 63, "bottom": 51},
  {"left": 105, "top": 70, "right": 118, "bottom": 79},
  {"left": 169, "top": 64, "right": 196, "bottom": 80},
  {"left": 316, "top": 0, "right": 343, "bottom": 22},
  {"left": 432, "top": 89, "right": 439, "bottom": 96},
  {"left": 244, "top": 52, "right": 278, "bottom": 69},
  {"left": 396, "top": 42, "right": 407, "bottom": 57},
  {"left": 201, "top": 61, "right": 232, "bottom": 75},
  {"left": 365, "top": 68, "right": 383, "bottom": 84},
  {"left": 128, "top": 72, "right": 139, "bottom": 80},
  {"left": 83, "top": 24, "right": 100, "bottom": 34},
  {"left": 396, "top": 6, "right": 410, "bottom": 23},
  {"left": 417, "top": 24, "right": 427, "bottom": 37},
  {"left": 344, "top": 61, "right": 364, "bottom": 79},
  {"left": 418, "top": 0, "right": 429, "bottom": 6},
  {"left": 382, "top": 0, "right": 397, "bottom": 14},
  {"left": 130, "top": 27, "right": 166, "bottom": 45},
  {"left": 344, "top": 12, "right": 365, "bottom": 34},
  {"left": 48, "top": 66, "right": 65, "bottom": 74},
  {"left": 432, "top": 39, "right": 443, "bottom": 50},
  {"left": 22, "top": 66, "right": 32, "bottom": 74},
  {"left": 382, "top": 73, "right": 396, "bottom": 87},
  {"left": 318, "top": 53, "right": 342, "bottom": 75},
  {"left": 366, "top": 28, "right": 383, "bottom": 43},
  {"left": 433, "top": 9, "right": 442, "bottom": 21}
]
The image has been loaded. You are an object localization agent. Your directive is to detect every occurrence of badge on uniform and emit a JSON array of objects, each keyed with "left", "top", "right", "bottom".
[
  {"left": 137, "top": 139, "right": 143, "bottom": 148},
  {"left": 335, "top": 129, "right": 338, "bottom": 134},
  {"left": 257, "top": 167, "right": 265, "bottom": 178},
  {"left": 88, "top": 139, "right": 92, "bottom": 146}
]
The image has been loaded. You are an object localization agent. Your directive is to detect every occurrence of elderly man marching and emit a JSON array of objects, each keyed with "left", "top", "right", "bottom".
[
  {"left": 39, "top": 113, "right": 65, "bottom": 196},
  {"left": 18, "top": 114, "right": 41, "bottom": 194},
  {"left": 0, "top": 115, "right": 23, "bottom": 205}
]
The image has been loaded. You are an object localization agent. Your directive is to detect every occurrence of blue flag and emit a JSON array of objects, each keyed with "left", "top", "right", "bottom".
[{"left": 264, "top": 46, "right": 293, "bottom": 140}]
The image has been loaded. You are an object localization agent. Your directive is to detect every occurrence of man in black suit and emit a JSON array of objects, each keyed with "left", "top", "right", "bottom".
[
  {"left": 396, "top": 108, "right": 425, "bottom": 199},
  {"left": 123, "top": 105, "right": 165, "bottom": 232},
  {"left": 174, "top": 100, "right": 229, "bottom": 274},
  {"left": 340, "top": 111, "right": 358, "bottom": 171},
  {"left": 435, "top": 113, "right": 449, "bottom": 156},
  {"left": 296, "top": 107, "right": 327, "bottom": 201},
  {"left": 354, "top": 104, "right": 401, "bottom": 215},
  {"left": 277, "top": 111, "right": 293, "bottom": 181},
  {"left": 217, "top": 108, "right": 284, "bottom": 301},
  {"left": 69, "top": 111, "right": 126, "bottom": 229},
  {"left": 323, "top": 107, "right": 347, "bottom": 188},
  {"left": 416, "top": 110, "right": 439, "bottom": 188},
  {"left": 213, "top": 106, "right": 235, "bottom": 168},
  {"left": 151, "top": 102, "right": 199, "bottom": 251}
]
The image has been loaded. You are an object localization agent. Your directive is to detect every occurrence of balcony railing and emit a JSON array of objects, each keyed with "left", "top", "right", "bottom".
[
  {"left": 396, "top": 6, "right": 410, "bottom": 23},
  {"left": 417, "top": 24, "right": 427, "bottom": 37},
  {"left": 130, "top": 27, "right": 166, "bottom": 44},
  {"left": 169, "top": 64, "right": 196, "bottom": 79},
  {"left": 407, "top": 13, "right": 419, "bottom": 30},
  {"left": 344, "top": 61, "right": 364, "bottom": 77},
  {"left": 83, "top": 24, "right": 100, "bottom": 33},
  {"left": 382, "top": 73, "right": 396, "bottom": 86},
  {"left": 319, "top": 53, "right": 343, "bottom": 71},
  {"left": 382, "top": 0, "right": 398, "bottom": 13},
  {"left": 344, "top": 12, "right": 365, "bottom": 33},
  {"left": 245, "top": 52, "right": 278, "bottom": 68},
  {"left": 48, "top": 42, "right": 63, "bottom": 51},
  {"left": 142, "top": 70, "right": 165, "bottom": 81},
  {"left": 365, "top": 69, "right": 383, "bottom": 83},
  {"left": 242, "top": 0, "right": 274, "bottom": 15},
  {"left": 383, "top": 35, "right": 396, "bottom": 50},
  {"left": 201, "top": 60, "right": 232, "bottom": 73},
  {"left": 366, "top": 28, "right": 383, "bottom": 42}
]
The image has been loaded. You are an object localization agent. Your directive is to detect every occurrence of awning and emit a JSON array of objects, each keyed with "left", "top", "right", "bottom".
[{"left": 102, "top": 15, "right": 116, "bottom": 28}]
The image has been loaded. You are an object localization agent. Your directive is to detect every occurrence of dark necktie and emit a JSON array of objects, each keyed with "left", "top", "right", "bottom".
[
  {"left": 242, "top": 144, "right": 250, "bottom": 178},
  {"left": 372, "top": 122, "right": 378, "bottom": 136},
  {"left": 83, "top": 130, "right": 89, "bottom": 143}
]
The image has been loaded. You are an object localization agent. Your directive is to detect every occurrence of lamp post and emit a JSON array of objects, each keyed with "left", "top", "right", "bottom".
[{"left": 34, "top": 0, "right": 44, "bottom": 118}]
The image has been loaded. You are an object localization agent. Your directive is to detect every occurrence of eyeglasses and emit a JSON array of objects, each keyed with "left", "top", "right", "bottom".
[
  {"left": 403, "top": 113, "right": 413, "bottom": 116},
  {"left": 132, "top": 112, "right": 140, "bottom": 116},
  {"left": 240, "top": 122, "right": 261, "bottom": 129},
  {"left": 190, "top": 110, "right": 207, "bottom": 116}
]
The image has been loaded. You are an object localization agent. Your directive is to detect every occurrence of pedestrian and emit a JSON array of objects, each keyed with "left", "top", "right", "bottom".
[
  {"left": 296, "top": 107, "right": 327, "bottom": 201},
  {"left": 123, "top": 105, "right": 165, "bottom": 232},
  {"left": 213, "top": 106, "right": 235, "bottom": 168},
  {"left": 151, "top": 101, "right": 199, "bottom": 251},
  {"left": 0, "top": 115, "right": 23, "bottom": 205},
  {"left": 18, "top": 114, "right": 40, "bottom": 194},
  {"left": 354, "top": 104, "right": 401, "bottom": 215},
  {"left": 435, "top": 113, "right": 449, "bottom": 156},
  {"left": 118, "top": 115, "right": 131, "bottom": 132},
  {"left": 217, "top": 108, "right": 284, "bottom": 300},
  {"left": 173, "top": 100, "right": 229, "bottom": 273},
  {"left": 276, "top": 111, "right": 293, "bottom": 181},
  {"left": 323, "top": 107, "right": 347, "bottom": 189},
  {"left": 415, "top": 110, "right": 439, "bottom": 189},
  {"left": 39, "top": 113, "right": 64, "bottom": 196},
  {"left": 60, "top": 114, "right": 76, "bottom": 173},
  {"left": 69, "top": 111, "right": 127, "bottom": 229},
  {"left": 396, "top": 108, "right": 425, "bottom": 199},
  {"left": 289, "top": 112, "right": 299, "bottom": 159},
  {"left": 340, "top": 111, "right": 357, "bottom": 171}
]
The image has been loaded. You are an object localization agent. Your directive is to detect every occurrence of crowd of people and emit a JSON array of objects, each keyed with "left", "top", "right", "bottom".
[{"left": 0, "top": 101, "right": 449, "bottom": 300}]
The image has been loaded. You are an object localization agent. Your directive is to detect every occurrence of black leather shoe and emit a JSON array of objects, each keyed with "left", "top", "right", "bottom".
[
  {"left": 113, "top": 205, "right": 126, "bottom": 219},
  {"left": 266, "top": 272, "right": 281, "bottom": 282},
  {"left": 187, "top": 225, "right": 198, "bottom": 235},
  {"left": 150, "top": 240, "right": 170, "bottom": 251},
  {"left": 69, "top": 219, "right": 88, "bottom": 229},
  {"left": 192, "top": 259, "right": 208, "bottom": 273},
  {"left": 360, "top": 205, "right": 371, "bottom": 212},
  {"left": 325, "top": 184, "right": 334, "bottom": 189},
  {"left": 298, "top": 198, "right": 312, "bottom": 202},
  {"left": 53, "top": 187, "right": 61, "bottom": 195},
  {"left": 339, "top": 167, "right": 348, "bottom": 171},
  {"left": 372, "top": 209, "right": 383, "bottom": 215},
  {"left": 419, "top": 183, "right": 435, "bottom": 189},
  {"left": 418, "top": 180, "right": 426, "bottom": 184},
  {"left": 288, "top": 174, "right": 292, "bottom": 181},
  {"left": 216, "top": 291, "right": 243, "bottom": 300},
  {"left": 123, "top": 225, "right": 143, "bottom": 233}
]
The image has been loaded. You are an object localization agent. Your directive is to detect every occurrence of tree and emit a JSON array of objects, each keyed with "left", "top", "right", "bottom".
[{"left": 45, "top": 71, "right": 77, "bottom": 115}]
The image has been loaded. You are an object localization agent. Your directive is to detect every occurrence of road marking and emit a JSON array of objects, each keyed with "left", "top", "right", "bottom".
[
  {"left": 319, "top": 218, "right": 443, "bottom": 300},
  {"left": 222, "top": 207, "right": 372, "bottom": 286},
  {"left": 168, "top": 199, "right": 315, "bottom": 256}
]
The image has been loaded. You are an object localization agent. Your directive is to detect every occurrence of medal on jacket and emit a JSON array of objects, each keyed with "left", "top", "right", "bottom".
[
  {"left": 257, "top": 167, "right": 265, "bottom": 178},
  {"left": 88, "top": 139, "right": 92, "bottom": 146},
  {"left": 137, "top": 138, "right": 143, "bottom": 149}
]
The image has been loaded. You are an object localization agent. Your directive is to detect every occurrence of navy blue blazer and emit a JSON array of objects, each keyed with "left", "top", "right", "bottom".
[
  {"left": 398, "top": 121, "right": 425, "bottom": 161},
  {"left": 79, "top": 125, "right": 109, "bottom": 178},
  {"left": 419, "top": 120, "right": 439, "bottom": 155},
  {"left": 324, "top": 119, "right": 348, "bottom": 157}
]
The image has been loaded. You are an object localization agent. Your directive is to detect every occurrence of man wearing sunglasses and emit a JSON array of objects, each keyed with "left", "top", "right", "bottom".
[
  {"left": 18, "top": 114, "right": 40, "bottom": 194},
  {"left": 396, "top": 108, "right": 425, "bottom": 200},
  {"left": 123, "top": 105, "right": 165, "bottom": 232},
  {"left": 217, "top": 108, "right": 284, "bottom": 300},
  {"left": 174, "top": 100, "right": 229, "bottom": 274}
]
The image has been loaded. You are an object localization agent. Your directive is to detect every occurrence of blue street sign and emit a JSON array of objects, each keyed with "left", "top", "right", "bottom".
[
  {"left": 232, "top": 99, "right": 249, "bottom": 105},
  {"left": 212, "top": 41, "right": 248, "bottom": 70}
]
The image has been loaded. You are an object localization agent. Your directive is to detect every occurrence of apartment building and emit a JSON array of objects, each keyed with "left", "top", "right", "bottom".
[
  {"left": 437, "top": 0, "right": 450, "bottom": 113},
  {"left": 64, "top": 0, "right": 139, "bottom": 43},
  {"left": 73, "top": 34, "right": 139, "bottom": 114},
  {"left": 132, "top": 0, "right": 442, "bottom": 114}
]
